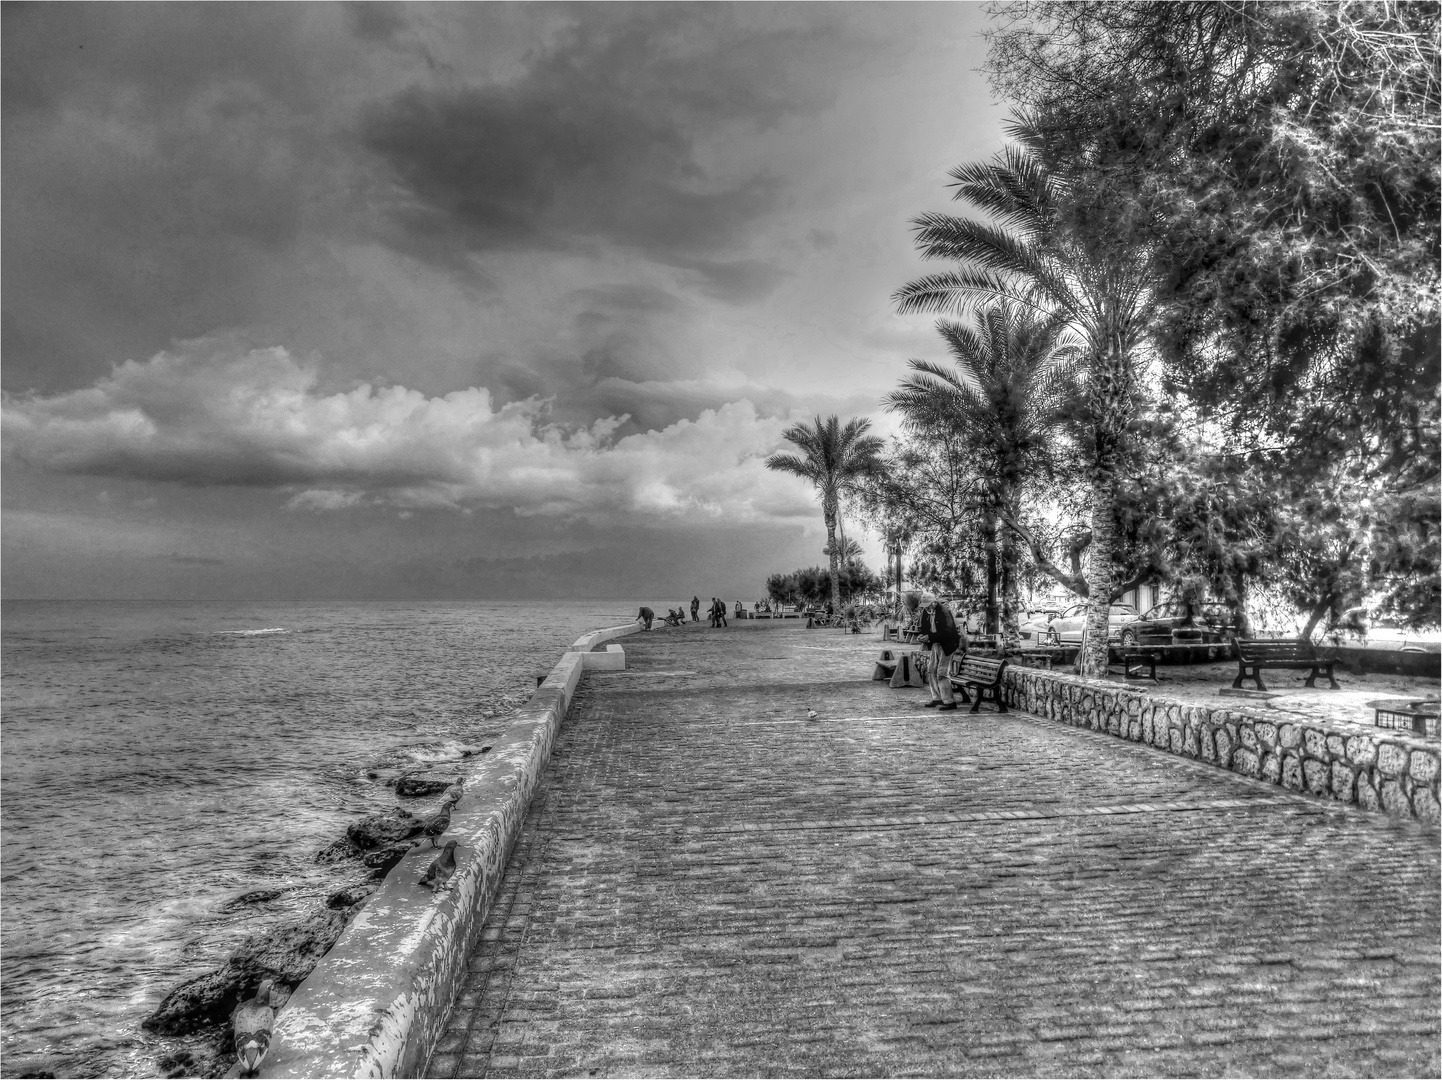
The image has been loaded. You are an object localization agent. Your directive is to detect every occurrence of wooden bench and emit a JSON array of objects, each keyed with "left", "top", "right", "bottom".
[
  {"left": 948, "top": 655, "right": 1009, "bottom": 713},
  {"left": 1233, "top": 638, "right": 1340, "bottom": 692}
]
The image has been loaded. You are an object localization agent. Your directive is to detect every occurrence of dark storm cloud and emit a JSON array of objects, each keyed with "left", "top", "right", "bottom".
[{"left": 359, "top": 7, "right": 843, "bottom": 290}]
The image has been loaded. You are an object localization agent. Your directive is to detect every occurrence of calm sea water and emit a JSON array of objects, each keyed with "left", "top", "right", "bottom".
[{"left": 0, "top": 599, "right": 664, "bottom": 1078}]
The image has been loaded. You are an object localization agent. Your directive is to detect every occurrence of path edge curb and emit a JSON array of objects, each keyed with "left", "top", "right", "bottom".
[{"left": 261, "top": 621, "right": 642, "bottom": 1078}]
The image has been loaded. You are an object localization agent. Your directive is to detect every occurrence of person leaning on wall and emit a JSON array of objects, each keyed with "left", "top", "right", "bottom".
[{"left": 916, "top": 591, "right": 963, "bottom": 711}]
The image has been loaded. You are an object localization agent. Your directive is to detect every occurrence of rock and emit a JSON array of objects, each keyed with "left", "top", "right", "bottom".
[
  {"left": 1302, "top": 759, "right": 1330, "bottom": 796},
  {"left": 1281, "top": 754, "right": 1303, "bottom": 791},
  {"left": 1278, "top": 724, "right": 1301, "bottom": 750},
  {"left": 461, "top": 745, "right": 493, "bottom": 757},
  {"left": 1380, "top": 779, "right": 1410, "bottom": 816},
  {"left": 1215, "top": 727, "right": 1235, "bottom": 768},
  {"left": 1232, "top": 747, "right": 1260, "bottom": 779},
  {"left": 1326, "top": 734, "right": 1346, "bottom": 759},
  {"left": 1358, "top": 774, "right": 1380, "bottom": 810},
  {"left": 1262, "top": 752, "right": 1282, "bottom": 784},
  {"left": 1304, "top": 729, "right": 1329, "bottom": 760},
  {"left": 314, "top": 837, "right": 362, "bottom": 865},
  {"left": 143, "top": 909, "right": 346, "bottom": 1037},
  {"left": 1346, "top": 735, "right": 1378, "bottom": 768},
  {"left": 394, "top": 774, "right": 459, "bottom": 798},
  {"left": 1412, "top": 786, "right": 1440, "bottom": 825},
  {"left": 346, "top": 808, "right": 422, "bottom": 851},
  {"left": 362, "top": 841, "right": 418, "bottom": 877},
  {"left": 1409, "top": 750, "right": 1439, "bottom": 785},
  {"left": 326, "top": 884, "right": 378, "bottom": 910},
  {"left": 1377, "top": 743, "right": 1409, "bottom": 779},
  {"left": 1330, "top": 762, "right": 1356, "bottom": 803},
  {"left": 219, "top": 888, "right": 290, "bottom": 912}
]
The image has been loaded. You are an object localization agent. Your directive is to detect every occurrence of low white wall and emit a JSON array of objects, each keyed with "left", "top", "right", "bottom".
[{"left": 262, "top": 622, "right": 637, "bottom": 1077}]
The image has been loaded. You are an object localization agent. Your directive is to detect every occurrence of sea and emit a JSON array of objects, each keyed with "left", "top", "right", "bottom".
[{"left": 0, "top": 598, "right": 674, "bottom": 1079}]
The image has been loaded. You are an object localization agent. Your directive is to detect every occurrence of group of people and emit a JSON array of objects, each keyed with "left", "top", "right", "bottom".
[{"left": 636, "top": 595, "right": 735, "bottom": 630}]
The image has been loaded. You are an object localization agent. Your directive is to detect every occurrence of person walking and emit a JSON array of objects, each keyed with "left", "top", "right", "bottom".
[
  {"left": 637, "top": 606, "right": 654, "bottom": 630},
  {"left": 691, "top": 596, "right": 701, "bottom": 622},
  {"left": 917, "top": 591, "right": 964, "bottom": 710}
]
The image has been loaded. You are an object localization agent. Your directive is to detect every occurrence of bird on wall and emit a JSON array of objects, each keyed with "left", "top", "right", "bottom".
[
  {"left": 806, "top": 708, "right": 819, "bottom": 721},
  {"left": 233, "top": 979, "right": 276, "bottom": 1078},
  {"left": 419, "top": 787, "right": 461, "bottom": 847},
  {"left": 419, "top": 840, "right": 459, "bottom": 891}
]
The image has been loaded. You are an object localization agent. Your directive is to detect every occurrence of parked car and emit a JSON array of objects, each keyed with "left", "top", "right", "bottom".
[
  {"left": 1044, "top": 602, "right": 1141, "bottom": 646},
  {"left": 1018, "top": 607, "right": 1062, "bottom": 643},
  {"left": 1131, "top": 600, "right": 1238, "bottom": 644}
]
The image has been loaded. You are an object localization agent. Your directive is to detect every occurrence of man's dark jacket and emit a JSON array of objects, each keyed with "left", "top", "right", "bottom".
[{"left": 918, "top": 603, "right": 962, "bottom": 655}]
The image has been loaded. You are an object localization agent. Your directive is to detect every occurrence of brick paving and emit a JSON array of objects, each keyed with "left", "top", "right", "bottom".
[{"left": 428, "top": 621, "right": 1441, "bottom": 1078}]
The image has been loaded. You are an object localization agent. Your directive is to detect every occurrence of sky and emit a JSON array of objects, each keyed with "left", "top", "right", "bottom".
[{"left": 2, "top": 2, "right": 1007, "bottom": 600}]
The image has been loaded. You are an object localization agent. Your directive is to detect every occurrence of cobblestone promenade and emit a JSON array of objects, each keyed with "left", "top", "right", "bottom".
[{"left": 428, "top": 621, "right": 1440, "bottom": 1078}]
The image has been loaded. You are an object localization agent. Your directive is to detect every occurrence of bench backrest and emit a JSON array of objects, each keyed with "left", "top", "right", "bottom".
[
  {"left": 957, "top": 656, "right": 1007, "bottom": 684},
  {"left": 1235, "top": 638, "right": 1317, "bottom": 662}
]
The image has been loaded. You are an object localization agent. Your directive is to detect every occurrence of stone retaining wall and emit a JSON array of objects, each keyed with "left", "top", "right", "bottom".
[
  {"left": 262, "top": 622, "right": 641, "bottom": 1078},
  {"left": 1003, "top": 668, "right": 1440, "bottom": 825}
]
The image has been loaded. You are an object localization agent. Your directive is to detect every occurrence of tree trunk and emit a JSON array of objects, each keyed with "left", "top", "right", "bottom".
[
  {"left": 984, "top": 508, "right": 999, "bottom": 636},
  {"left": 1079, "top": 468, "right": 1118, "bottom": 678},
  {"left": 1300, "top": 594, "right": 1335, "bottom": 643},
  {"left": 1230, "top": 568, "right": 1253, "bottom": 639},
  {"left": 824, "top": 496, "right": 841, "bottom": 615},
  {"left": 999, "top": 501, "right": 1021, "bottom": 655}
]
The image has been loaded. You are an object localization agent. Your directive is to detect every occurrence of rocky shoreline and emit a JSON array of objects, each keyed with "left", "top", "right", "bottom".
[{"left": 134, "top": 748, "right": 489, "bottom": 1080}]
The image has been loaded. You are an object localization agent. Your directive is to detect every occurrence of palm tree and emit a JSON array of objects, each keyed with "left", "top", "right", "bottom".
[
  {"left": 766, "top": 416, "right": 884, "bottom": 614},
  {"left": 886, "top": 300, "right": 1079, "bottom": 653},
  {"left": 893, "top": 120, "right": 1155, "bottom": 676}
]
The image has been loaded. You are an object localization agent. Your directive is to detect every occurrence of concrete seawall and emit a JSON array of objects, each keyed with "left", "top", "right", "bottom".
[{"left": 262, "top": 622, "right": 641, "bottom": 1078}]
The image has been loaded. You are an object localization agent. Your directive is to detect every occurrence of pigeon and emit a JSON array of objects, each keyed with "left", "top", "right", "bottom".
[
  {"left": 233, "top": 980, "right": 276, "bottom": 1078},
  {"left": 806, "top": 708, "right": 819, "bottom": 721},
  {"left": 419, "top": 839, "right": 459, "bottom": 891},
  {"left": 418, "top": 790, "right": 459, "bottom": 847}
]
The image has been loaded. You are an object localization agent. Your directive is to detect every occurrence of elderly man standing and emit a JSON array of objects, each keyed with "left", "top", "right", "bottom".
[{"left": 916, "top": 591, "right": 963, "bottom": 710}]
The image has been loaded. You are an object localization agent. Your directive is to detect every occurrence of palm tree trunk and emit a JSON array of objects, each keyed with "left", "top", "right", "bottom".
[
  {"left": 824, "top": 495, "right": 841, "bottom": 614},
  {"left": 1080, "top": 467, "right": 1117, "bottom": 678},
  {"left": 999, "top": 494, "right": 1022, "bottom": 655}
]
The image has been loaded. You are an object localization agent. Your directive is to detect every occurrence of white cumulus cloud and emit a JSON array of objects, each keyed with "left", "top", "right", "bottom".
[{"left": 2, "top": 339, "right": 823, "bottom": 524}]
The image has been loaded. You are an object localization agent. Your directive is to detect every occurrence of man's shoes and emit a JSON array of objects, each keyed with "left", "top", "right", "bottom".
[
  {"left": 923, "top": 700, "right": 942, "bottom": 708},
  {"left": 938, "top": 702, "right": 960, "bottom": 711}
]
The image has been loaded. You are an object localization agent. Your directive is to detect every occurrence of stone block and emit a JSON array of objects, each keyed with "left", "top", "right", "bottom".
[
  {"left": 1127, "top": 697, "right": 1141, "bottom": 718},
  {"left": 1167, "top": 704, "right": 1183, "bottom": 725},
  {"left": 1107, "top": 711, "right": 1122, "bottom": 736},
  {"left": 1357, "top": 774, "right": 1379, "bottom": 810},
  {"left": 1184, "top": 726, "right": 1201, "bottom": 758},
  {"left": 1232, "top": 747, "right": 1260, "bottom": 779},
  {"left": 1281, "top": 754, "right": 1303, "bottom": 791},
  {"left": 1215, "top": 727, "right": 1234, "bottom": 768},
  {"left": 1409, "top": 750, "right": 1439, "bottom": 785},
  {"left": 1200, "top": 727, "right": 1216, "bottom": 763},
  {"left": 1169, "top": 727, "right": 1185, "bottom": 755},
  {"left": 1412, "top": 786, "right": 1440, "bottom": 825},
  {"left": 1256, "top": 722, "right": 1277, "bottom": 749},
  {"left": 1302, "top": 759, "right": 1330, "bottom": 796},
  {"left": 1240, "top": 726, "right": 1259, "bottom": 752},
  {"left": 1326, "top": 734, "right": 1346, "bottom": 759},
  {"left": 1329, "top": 762, "right": 1355, "bottom": 802},
  {"left": 1380, "top": 779, "right": 1410, "bottom": 816},
  {"left": 1224, "top": 721, "right": 1239, "bottom": 746},
  {"left": 1278, "top": 724, "right": 1301, "bottom": 750},
  {"left": 1303, "top": 729, "right": 1328, "bottom": 760},
  {"left": 1262, "top": 752, "right": 1282, "bottom": 784},
  {"left": 1345, "top": 735, "right": 1378, "bottom": 768},
  {"left": 1377, "top": 743, "right": 1409, "bottom": 779}
]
